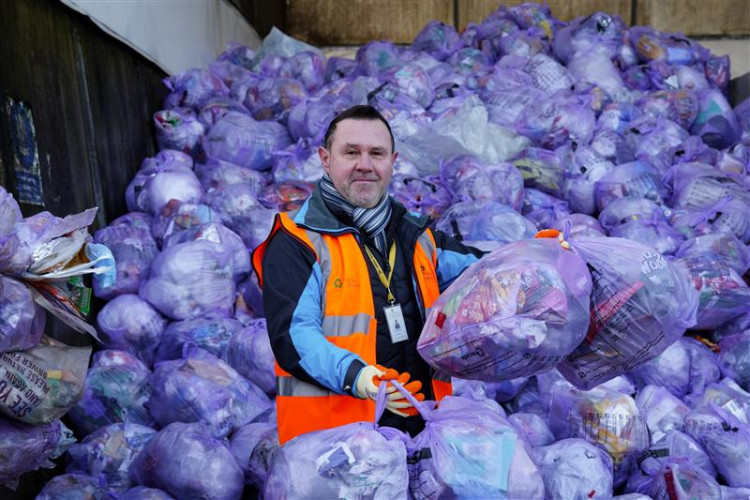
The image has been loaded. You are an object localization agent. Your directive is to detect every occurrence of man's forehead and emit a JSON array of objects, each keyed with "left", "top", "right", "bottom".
[{"left": 331, "top": 118, "right": 392, "bottom": 148}]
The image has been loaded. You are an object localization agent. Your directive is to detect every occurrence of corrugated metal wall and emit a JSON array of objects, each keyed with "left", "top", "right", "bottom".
[{"left": 287, "top": 0, "right": 750, "bottom": 45}]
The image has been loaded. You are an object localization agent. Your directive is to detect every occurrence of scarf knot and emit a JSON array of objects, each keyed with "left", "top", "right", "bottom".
[{"left": 319, "top": 175, "right": 392, "bottom": 255}]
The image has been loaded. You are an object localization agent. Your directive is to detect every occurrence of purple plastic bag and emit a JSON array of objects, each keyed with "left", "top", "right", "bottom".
[
  {"left": 626, "top": 456, "right": 720, "bottom": 500},
  {"left": 96, "top": 294, "right": 168, "bottom": 365},
  {"left": 482, "top": 85, "right": 546, "bottom": 128},
  {"left": 325, "top": 56, "right": 359, "bottom": 82},
  {"left": 126, "top": 151, "right": 193, "bottom": 211},
  {"left": 418, "top": 238, "right": 592, "bottom": 381},
  {"left": 675, "top": 253, "right": 750, "bottom": 330},
  {"left": 0, "top": 416, "right": 74, "bottom": 489},
  {"left": 265, "top": 382, "right": 410, "bottom": 499},
  {"left": 534, "top": 438, "right": 614, "bottom": 499},
  {"left": 163, "top": 68, "right": 229, "bottom": 109},
  {"left": 389, "top": 174, "right": 453, "bottom": 219},
  {"left": 521, "top": 188, "right": 571, "bottom": 230},
  {"left": 636, "top": 384, "right": 691, "bottom": 444},
  {"left": 0, "top": 277, "right": 44, "bottom": 353},
  {"left": 675, "top": 233, "right": 750, "bottom": 276},
  {"left": 204, "top": 183, "right": 276, "bottom": 250},
  {"left": 66, "top": 422, "right": 156, "bottom": 491},
  {"left": 557, "top": 236, "right": 699, "bottom": 389},
  {"left": 203, "top": 111, "right": 291, "bottom": 171},
  {"left": 670, "top": 196, "right": 750, "bottom": 243},
  {"left": 436, "top": 200, "right": 537, "bottom": 244},
  {"left": 718, "top": 333, "right": 750, "bottom": 391},
  {"left": 552, "top": 213, "right": 606, "bottom": 238},
  {"left": 691, "top": 89, "right": 742, "bottom": 149},
  {"left": 594, "top": 160, "right": 667, "bottom": 211},
  {"left": 224, "top": 319, "right": 275, "bottom": 395},
  {"left": 229, "top": 421, "right": 279, "bottom": 489},
  {"left": 636, "top": 90, "right": 700, "bottom": 130},
  {"left": 629, "top": 336, "right": 720, "bottom": 400},
  {"left": 598, "top": 198, "right": 664, "bottom": 232},
  {"left": 441, "top": 154, "right": 525, "bottom": 209},
  {"left": 630, "top": 27, "right": 710, "bottom": 65},
  {"left": 257, "top": 180, "right": 314, "bottom": 212},
  {"left": 121, "top": 486, "right": 175, "bottom": 499},
  {"left": 154, "top": 108, "right": 206, "bottom": 159},
  {"left": 411, "top": 20, "right": 463, "bottom": 61},
  {"left": 155, "top": 315, "right": 243, "bottom": 363},
  {"left": 405, "top": 394, "right": 544, "bottom": 499},
  {"left": 149, "top": 348, "right": 272, "bottom": 438},
  {"left": 635, "top": 430, "right": 716, "bottom": 480},
  {"left": 271, "top": 140, "right": 322, "bottom": 183},
  {"left": 247, "top": 77, "right": 308, "bottom": 121},
  {"left": 0, "top": 187, "right": 26, "bottom": 275},
  {"left": 67, "top": 349, "right": 155, "bottom": 436},
  {"left": 150, "top": 200, "right": 217, "bottom": 247},
  {"left": 139, "top": 240, "right": 236, "bottom": 320},
  {"left": 356, "top": 41, "right": 401, "bottom": 76},
  {"left": 384, "top": 63, "right": 435, "bottom": 109},
  {"left": 564, "top": 147, "right": 616, "bottom": 215},
  {"left": 684, "top": 404, "right": 750, "bottom": 487},
  {"left": 664, "top": 162, "right": 750, "bottom": 214},
  {"left": 92, "top": 212, "right": 159, "bottom": 299},
  {"left": 507, "top": 412, "right": 555, "bottom": 448},
  {"left": 36, "top": 473, "right": 105, "bottom": 500},
  {"left": 163, "top": 222, "right": 250, "bottom": 278},
  {"left": 216, "top": 41, "right": 256, "bottom": 68},
  {"left": 129, "top": 421, "right": 244, "bottom": 500},
  {"left": 610, "top": 216, "right": 685, "bottom": 255},
  {"left": 498, "top": 28, "right": 549, "bottom": 58},
  {"left": 236, "top": 273, "right": 264, "bottom": 320},
  {"left": 511, "top": 147, "right": 565, "bottom": 198},
  {"left": 197, "top": 98, "right": 250, "bottom": 127},
  {"left": 553, "top": 12, "right": 626, "bottom": 63},
  {"left": 547, "top": 383, "right": 649, "bottom": 488},
  {"left": 516, "top": 90, "right": 596, "bottom": 149},
  {"left": 195, "top": 158, "right": 268, "bottom": 192},
  {"left": 278, "top": 51, "right": 325, "bottom": 92}
]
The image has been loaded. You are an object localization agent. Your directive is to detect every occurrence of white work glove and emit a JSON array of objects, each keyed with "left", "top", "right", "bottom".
[{"left": 353, "top": 364, "right": 425, "bottom": 417}]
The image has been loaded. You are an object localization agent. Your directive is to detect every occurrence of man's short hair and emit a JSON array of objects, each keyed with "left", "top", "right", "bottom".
[{"left": 323, "top": 105, "right": 395, "bottom": 152}]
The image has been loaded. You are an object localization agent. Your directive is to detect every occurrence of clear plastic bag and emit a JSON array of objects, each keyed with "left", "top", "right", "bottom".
[
  {"left": 418, "top": 238, "right": 592, "bottom": 381},
  {"left": 0, "top": 337, "right": 90, "bottom": 424},
  {"left": 557, "top": 236, "right": 699, "bottom": 389}
]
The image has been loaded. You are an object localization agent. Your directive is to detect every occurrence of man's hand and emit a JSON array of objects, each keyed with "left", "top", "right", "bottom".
[{"left": 355, "top": 364, "right": 425, "bottom": 417}]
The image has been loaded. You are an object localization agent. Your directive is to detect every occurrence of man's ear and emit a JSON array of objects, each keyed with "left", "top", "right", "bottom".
[
  {"left": 319, "top": 146, "right": 330, "bottom": 174},
  {"left": 392, "top": 151, "right": 398, "bottom": 164}
]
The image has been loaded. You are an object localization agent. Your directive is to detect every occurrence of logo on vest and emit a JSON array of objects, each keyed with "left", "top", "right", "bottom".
[
  {"left": 333, "top": 278, "right": 343, "bottom": 288},
  {"left": 332, "top": 277, "right": 360, "bottom": 289}
]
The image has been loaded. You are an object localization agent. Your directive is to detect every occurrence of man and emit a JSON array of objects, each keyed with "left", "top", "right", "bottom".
[{"left": 252, "top": 105, "right": 482, "bottom": 444}]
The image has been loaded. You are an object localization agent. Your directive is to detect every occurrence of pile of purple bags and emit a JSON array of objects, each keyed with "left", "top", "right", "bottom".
[{"left": 10, "top": 2, "right": 750, "bottom": 498}]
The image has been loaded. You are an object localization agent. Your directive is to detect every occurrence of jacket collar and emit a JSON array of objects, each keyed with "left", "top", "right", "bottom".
[{"left": 291, "top": 184, "right": 431, "bottom": 235}]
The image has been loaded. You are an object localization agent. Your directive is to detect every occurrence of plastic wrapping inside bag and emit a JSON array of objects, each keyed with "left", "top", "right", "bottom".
[
  {"left": 598, "top": 198, "right": 666, "bottom": 232},
  {"left": 557, "top": 236, "right": 699, "bottom": 389},
  {"left": 36, "top": 473, "right": 106, "bottom": 500},
  {"left": 96, "top": 294, "right": 168, "bottom": 366},
  {"left": 411, "top": 20, "right": 463, "bottom": 61},
  {"left": 515, "top": 90, "right": 596, "bottom": 149},
  {"left": 675, "top": 254, "right": 750, "bottom": 330},
  {"left": 610, "top": 216, "right": 684, "bottom": 255},
  {"left": 139, "top": 240, "right": 236, "bottom": 320},
  {"left": 0, "top": 416, "right": 74, "bottom": 490},
  {"left": 257, "top": 180, "right": 314, "bottom": 212},
  {"left": 67, "top": 350, "right": 154, "bottom": 437},
  {"left": 93, "top": 212, "right": 160, "bottom": 299},
  {"left": 154, "top": 108, "right": 206, "bottom": 159},
  {"left": 149, "top": 348, "right": 272, "bottom": 439},
  {"left": 635, "top": 385, "right": 691, "bottom": 444},
  {"left": 553, "top": 214, "right": 606, "bottom": 238},
  {"left": 223, "top": 319, "right": 275, "bottom": 395},
  {"left": 0, "top": 337, "right": 90, "bottom": 425},
  {"left": 440, "top": 154, "right": 525, "bottom": 210},
  {"left": 434, "top": 200, "right": 537, "bottom": 244},
  {"left": 204, "top": 183, "right": 276, "bottom": 250},
  {"left": 691, "top": 89, "right": 742, "bottom": 149},
  {"left": 634, "top": 430, "right": 715, "bottom": 480},
  {"left": 521, "top": 188, "right": 571, "bottom": 230},
  {"left": 418, "top": 238, "right": 592, "bottom": 381},
  {"left": 265, "top": 382, "right": 410, "bottom": 500},
  {"left": 0, "top": 276, "right": 44, "bottom": 353},
  {"left": 163, "top": 222, "right": 250, "bottom": 278},
  {"left": 511, "top": 147, "right": 565, "bottom": 199},
  {"left": 534, "top": 438, "right": 614, "bottom": 500},
  {"left": 129, "top": 421, "right": 244, "bottom": 500},
  {"left": 163, "top": 68, "right": 229, "bottom": 109},
  {"left": 548, "top": 383, "right": 649, "bottom": 487},
  {"left": 150, "top": 200, "right": 219, "bottom": 246},
  {"left": 669, "top": 195, "right": 750, "bottom": 244},
  {"left": 66, "top": 422, "right": 156, "bottom": 491},
  {"left": 154, "top": 314, "right": 243, "bottom": 363},
  {"left": 278, "top": 51, "right": 325, "bottom": 92},
  {"left": 195, "top": 158, "right": 268, "bottom": 192},
  {"left": 229, "top": 421, "right": 279, "bottom": 489},
  {"left": 553, "top": 11, "right": 626, "bottom": 63},
  {"left": 594, "top": 161, "right": 667, "bottom": 211},
  {"left": 406, "top": 394, "right": 544, "bottom": 500},
  {"left": 626, "top": 457, "right": 720, "bottom": 500},
  {"left": 508, "top": 412, "right": 555, "bottom": 448}
]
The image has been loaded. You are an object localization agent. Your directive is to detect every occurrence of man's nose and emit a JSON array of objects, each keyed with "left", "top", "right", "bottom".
[{"left": 355, "top": 154, "right": 374, "bottom": 170}]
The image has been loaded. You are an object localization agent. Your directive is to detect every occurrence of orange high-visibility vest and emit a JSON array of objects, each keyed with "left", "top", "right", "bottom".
[{"left": 253, "top": 211, "right": 452, "bottom": 444}]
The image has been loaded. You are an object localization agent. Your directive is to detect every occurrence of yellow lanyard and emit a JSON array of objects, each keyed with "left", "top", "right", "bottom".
[{"left": 364, "top": 242, "right": 397, "bottom": 303}]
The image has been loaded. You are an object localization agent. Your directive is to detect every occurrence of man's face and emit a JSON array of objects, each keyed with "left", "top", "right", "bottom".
[{"left": 319, "top": 118, "right": 397, "bottom": 208}]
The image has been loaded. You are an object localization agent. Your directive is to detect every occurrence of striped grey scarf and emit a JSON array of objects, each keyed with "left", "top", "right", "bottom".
[{"left": 319, "top": 174, "right": 392, "bottom": 256}]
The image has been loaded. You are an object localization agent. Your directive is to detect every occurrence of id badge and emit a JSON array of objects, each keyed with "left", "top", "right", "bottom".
[{"left": 384, "top": 303, "right": 409, "bottom": 343}]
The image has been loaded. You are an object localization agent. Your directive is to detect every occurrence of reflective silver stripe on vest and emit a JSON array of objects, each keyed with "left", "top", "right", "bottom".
[
  {"left": 277, "top": 375, "right": 332, "bottom": 397},
  {"left": 322, "top": 313, "right": 372, "bottom": 337},
  {"left": 417, "top": 230, "right": 437, "bottom": 264}
]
